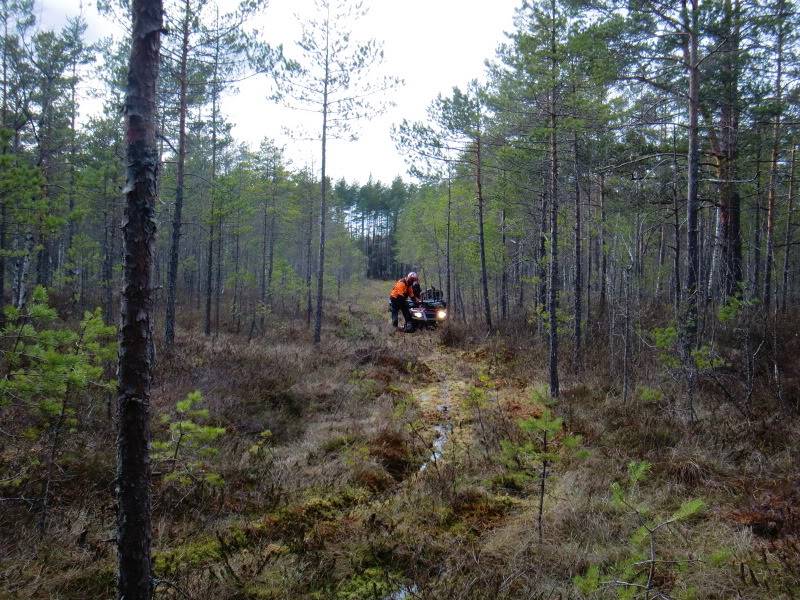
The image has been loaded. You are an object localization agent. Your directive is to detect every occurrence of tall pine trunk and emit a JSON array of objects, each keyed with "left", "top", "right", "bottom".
[
  {"left": 599, "top": 173, "right": 607, "bottom": 315},
  {"left": 313, "top": 42, "right": 329, "bottom": 345},
  {"left": 305, "top": 175, "right": 314, "bottom": 327},
  {"left": 717, "top": 0, "right": 743, "bottom": 298},
  {"left": 573, "top": 132, "right": 582, "bottom": 370},
  {"left": 446, "top": 165, "right": 452, "bottom": 306},
  {"left": 204, "top": 30, "right": 220, "bottom": 337},
  {"left": 116, "top": 0, "right": 161, "bottom": 597},
  {"left": 684, "top": 0, "right": 700, "bottom": 350},
  {"left": 547, "top": 0, "right": 560, "bottom": 399},
  {"left": 763, "top": 0, "right": 784, "bottom": 312},
  {"left": 164, "top": 0, "right": 191, "bottom": 347},
  {"left": 476, "top": 130, "right": 492, "bottom": 332},
  {"left": 752, "top": 130, "right": 763, "bottom": 299},
  {"left": 781, "top": 147, "right": 796, "bottom": 311}
]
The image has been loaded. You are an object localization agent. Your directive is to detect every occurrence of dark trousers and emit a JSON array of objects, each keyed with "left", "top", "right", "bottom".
[{"left": 390, "top": 296, "right": 412, "bottom": 328}]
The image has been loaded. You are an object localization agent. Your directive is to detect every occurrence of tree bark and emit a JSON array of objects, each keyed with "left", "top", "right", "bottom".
[
  {"left": 599, "top": 174, "right": 607, "bottom": 315},
  {"left": 683, "top": 0, "right": 700, "bottom": 349},
  {"left": 573, "top": 132, "right": 582, "bottom": 370},
  {"left": 446, "top": 164, "right": 452, "bottom": 306},
  {"left": 116, "top": 0, "right": 161, "bottom": 597},
  {"left": 752, "top": 130, "right": 763, "bottom": 299},
  {"left": 313, "top": 37, "right": 329, "bottom": 345},
  {"left": 259, "top": 178, "right": 269, "bottom": 330},
  {"left": 305, "top": 173, "right": 314, "bottom": 328},
  {"left": 266, "top": 168, "right": 277, "bottom": 309},
  {"left": 164, "top": 0, "right": 191, "bottom": 347},
  {"left": 548, "top": 0, "right": 559, "bottom": 399},
  {"left": 476, "top": 129, "right": 492, "bottom": 332},
  {"left": 717, "top": 0, "right": 742, "bottom": 298},
  {"left": 763, "top": 0, "right": 784, "bottom": 312},
  {"left": 538, "top": 190, "right": 547, "bottom": 314},
  {"left": 500, "top": 208, "right": 507, "bottom": 321},
  {"left": 204, "top": 32, "right": 220, "bottom": 337},
  {"left": 781, "top": 147, "right": 796, "bottom": 311}
]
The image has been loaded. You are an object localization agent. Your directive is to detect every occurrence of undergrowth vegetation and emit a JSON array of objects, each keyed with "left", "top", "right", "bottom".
[{"left": 1, "top": 282, "right": 798, "bottom": 598}]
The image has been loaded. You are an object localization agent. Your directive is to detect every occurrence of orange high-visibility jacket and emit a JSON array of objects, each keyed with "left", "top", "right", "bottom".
[{"left": 390, "top": 278, "right": 417, "bottom": 300}]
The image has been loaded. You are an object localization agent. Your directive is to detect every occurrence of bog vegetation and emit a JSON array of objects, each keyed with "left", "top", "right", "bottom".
[{"left": 0, "top": 0, "right": 799, "bottom": 598}]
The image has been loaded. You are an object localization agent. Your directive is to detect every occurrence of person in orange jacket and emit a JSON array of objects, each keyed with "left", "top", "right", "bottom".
[{"left": 389, "top": 272, "right": 420, "bottom": 331}]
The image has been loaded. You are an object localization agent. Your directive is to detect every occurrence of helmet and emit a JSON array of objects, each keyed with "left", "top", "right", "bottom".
[{"left": 407, "top": 271, "right": 418, "bottom": 282}]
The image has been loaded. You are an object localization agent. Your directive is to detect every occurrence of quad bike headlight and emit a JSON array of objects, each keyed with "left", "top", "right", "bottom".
[
  {"left": 411, "top": 309, "right": 424, "bottom": 318},
  {"left": 436, "top": 309, "right": 447, "bottom": 320}
]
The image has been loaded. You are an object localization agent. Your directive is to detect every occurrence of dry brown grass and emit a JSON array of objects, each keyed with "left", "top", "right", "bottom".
[{"left": 4, "top": 287, "right": 800, "bottom": 599}]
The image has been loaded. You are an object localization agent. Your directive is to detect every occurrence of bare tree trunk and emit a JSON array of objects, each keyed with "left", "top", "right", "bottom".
[
  {"left": 266, "top": 169, "right": 278, "bottom": 309},
  {"left": 672, "top": 128, "right": 682, "bottom": 316},
  {"left": 717, "top": 0, "right": 742, "bottom": 298},
  {"left": 214, "top": 217, "right": 222, "bottom": 333},
  {"left": 655, "top": 223, "right": 665, "bottom": 299},
  {"left": 0, "top": 192, "right": 6, "bottom": 320},
  {"left": 518, "top": 239, "right": 526, "bottom": 309},
  {"left": 547, "top": 0, "right": 559, "bottom": 399},
  {"left": 102, "top": 176, "right": 116, "bottom": 324},
  {"left": 500, "top": 208, "right": 507, "bottom": 321},
  {"left": 65, "top": 54, "right": 79, "bottom": 313},
  {"left": 476, "top": 130, "right": 493, "bottom": 332},
  {"left": 599, "top": 174, "right": 607, "bottom": 315},
  {"left": 684, "top": 0, "right": 701, "bottom": 350},
  {"left": 573, "top": 132, "right": 582, "bottom": 371},
  {"left": 116, "top": 1, "right": 161, "bottom": 597},
  {"left": 259, "top": 189, "right": 268, "bottom": 330},
  {"left": 313, "top": 43, "right": 329, "bottom": 345},
  {"left": 446, "top": 165, "right": 452, "bottom": 305},
  {"left": 781, "top": 147, "right": 796, "bottom": 311},
  {"left": 232, "top": 205, "right": 241, "bottom": 332},
  {"left": 537, "top": 189, "right": 547, "bottom": 313},
  {"left": 622, "top": 268, "right": 631, "bottom": 404},
  {"left": 752, "top": 130, "right": 763, "bottom": 299},
  {"left": 305, "top": 174, "right": 314, "bottom": 328},
  {"left": 164, "top": 0, "right": 191, "bottom": 347},
  {"left": 212, "top": 20, "right": 222, "bottom": 335},
  {"left": 763, "top": 0, "right": 785, "bottom": 313},
  {"left": 204, "top": 30, "right": 220, "bottom": 338},
  {"left": 707, "top": 205, "right": 721, "bottom": 300},
  {"left": 204, "top": 215, "right": 214, "bottom": 336}
]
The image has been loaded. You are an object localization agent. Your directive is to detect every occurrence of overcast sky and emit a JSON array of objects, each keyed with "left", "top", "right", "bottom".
[{"left": 40, "top": 0, "right": 520, "bottom": 185}]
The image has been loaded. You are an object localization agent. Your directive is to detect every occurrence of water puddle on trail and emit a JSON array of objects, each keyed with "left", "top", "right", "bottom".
[
  {"left": 386, "top": 584, "right": 419, "bottom": 599},
  {"left": 419, "top": 403, "right": 452, "bottom": 472},
  {"left": 384, "top": 377, "right": 465, "bottom": 599}
]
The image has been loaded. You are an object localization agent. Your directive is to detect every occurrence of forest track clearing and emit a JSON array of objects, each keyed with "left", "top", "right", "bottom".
[{"left": 5, "top": 280, "right": 798, "bottom": 599}]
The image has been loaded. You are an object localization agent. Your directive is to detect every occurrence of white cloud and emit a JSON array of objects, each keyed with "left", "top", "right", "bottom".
[{"left": 38, "top": 0, "right": 520, "bottom": 184}]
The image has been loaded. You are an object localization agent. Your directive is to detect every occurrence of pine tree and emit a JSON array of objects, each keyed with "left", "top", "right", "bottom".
[{"left": 116, "top": 0, "right": 162, "bottom": 596}]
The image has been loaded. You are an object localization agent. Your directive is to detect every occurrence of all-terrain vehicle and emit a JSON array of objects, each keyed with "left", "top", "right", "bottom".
[{"left": 407, "top": 286, "right": 448, "bottom": 329}]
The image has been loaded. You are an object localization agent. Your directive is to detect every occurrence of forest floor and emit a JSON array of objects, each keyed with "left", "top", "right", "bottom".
[{"left": 2, "top": 281, "right": 799, "bottom": 599}]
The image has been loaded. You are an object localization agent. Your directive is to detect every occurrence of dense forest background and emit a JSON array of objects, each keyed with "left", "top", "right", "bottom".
[{"left": 1, "top": 0, "right": 799, "bottom": 598}]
